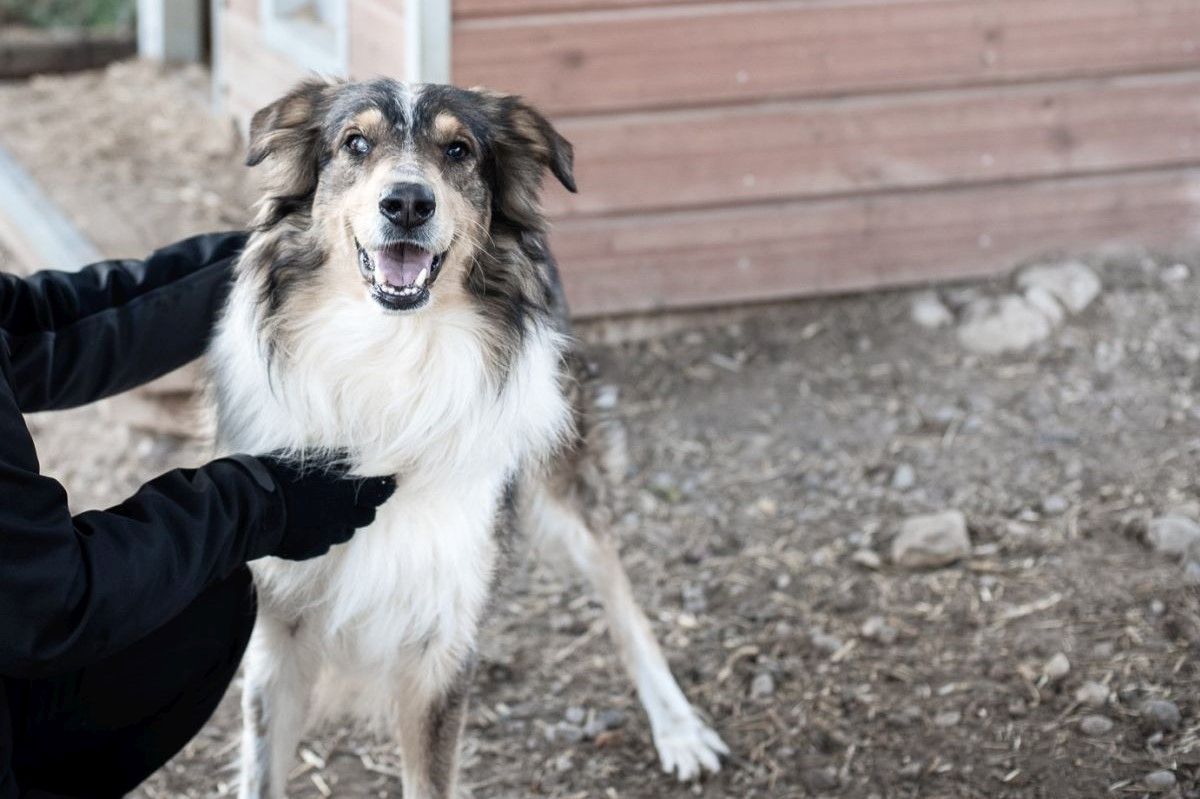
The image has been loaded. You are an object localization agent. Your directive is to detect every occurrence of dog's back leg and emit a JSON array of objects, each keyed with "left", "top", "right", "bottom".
[
  {"left": 524, "top": 479, "right": 728, "bottom": 781},
  {"left": 239, "top": 613, "right": 316, "bottom": 799},
  {"left": 390, "top": 658, "right": 475, "bottom": 799}
]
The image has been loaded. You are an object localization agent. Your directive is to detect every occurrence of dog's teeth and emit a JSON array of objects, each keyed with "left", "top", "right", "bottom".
[{"left": 415, "top": 268, "right": 428, "bottom": 288}]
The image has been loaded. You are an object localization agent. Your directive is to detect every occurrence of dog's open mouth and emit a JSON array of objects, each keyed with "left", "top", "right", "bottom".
[{"left": 356, "top": 239, "right": 445, "bottom": 311}]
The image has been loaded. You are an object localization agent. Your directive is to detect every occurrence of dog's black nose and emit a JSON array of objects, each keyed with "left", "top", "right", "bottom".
[{"left": 379, "top": 183, "right": 436, "bottom": 229}]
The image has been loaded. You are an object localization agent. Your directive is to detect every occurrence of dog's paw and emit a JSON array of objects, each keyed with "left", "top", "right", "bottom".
[{"left": 652, "top": 714, "right": 729, "bottom": 782}]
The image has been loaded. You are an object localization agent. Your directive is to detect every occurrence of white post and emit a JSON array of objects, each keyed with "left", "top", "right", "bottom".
[
  {"left": 405, "top": 0, "right": 452, "bottom": 84},
  {"left": 137, "top": 0, "right": 205, "bottom": 63}
]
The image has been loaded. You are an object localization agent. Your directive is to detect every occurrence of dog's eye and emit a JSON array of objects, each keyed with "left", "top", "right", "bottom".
[
  {"left": 344, "top": 134, "right": 372, "bottom": 157},
  {"left": 445, "top": 141, "right": 470, "bottom": 162}
]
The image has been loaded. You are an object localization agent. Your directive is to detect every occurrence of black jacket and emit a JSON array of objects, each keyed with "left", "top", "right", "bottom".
[{"left": 0, "top": 233, "right": 283, "bottom": 797}]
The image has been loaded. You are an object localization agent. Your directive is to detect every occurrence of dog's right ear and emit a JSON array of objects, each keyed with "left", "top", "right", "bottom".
[{"left": 245, "top": 80, "right": 334, "bottom": 198}]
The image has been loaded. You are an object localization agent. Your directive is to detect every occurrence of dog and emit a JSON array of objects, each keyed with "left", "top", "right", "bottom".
[{"left": 209, "top": 79, "right": 727, "bottom": 799}]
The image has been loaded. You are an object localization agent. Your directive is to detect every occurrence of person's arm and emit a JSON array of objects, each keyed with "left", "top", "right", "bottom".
[
  {"left": 0, "top": 374, "right": 394, "bottom": 679},
  {"left": 0, "top": 370, "right": 285, "bottom": 678},
  {"left": 0, "top": 231, "right": 246, "bottom": 412}
]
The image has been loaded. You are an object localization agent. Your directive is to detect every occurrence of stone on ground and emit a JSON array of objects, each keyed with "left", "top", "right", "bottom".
[
  {"left": 1016, "top": 261, "right": 1102, "bottom": 314},
  {"left": 1143, "top": 770, "right": 1177, "bottom": 791},
  {"left": 911, "top": 291, "right": 954, "bottom": 329},
  {"left": 1147, "top": 515, "right": 1200, "bottom": 560},
  {"left": 957, "top": 295, "right": 1054, "bottom": 354},
  {"left": 1078, "top": 714, "right": 1114, "bottom": 736},
  {"left": 1074, "top": 681, "right": 1109, "bottom": 708},
  {"left": 1042, "top": 653, "right": 1070, "bottom": 681},
  {"left": 891, "top": 510, "right": 970, "bottom": 569},
  {"left": 1022, "top": 285, "right": 1066, "bottom": 326},
  {"left": 1138, "top": 699, "right": 1182, "bottom": 733}
]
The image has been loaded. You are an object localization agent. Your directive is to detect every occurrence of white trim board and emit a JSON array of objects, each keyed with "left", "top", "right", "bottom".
[
  {"left": 0, "top": 144, "right": 101, "bottom": 272},
  {"left": 137, "top": 0, "right": 204, "bottom": 62},
  {"left": 405, "top": 0, "right": 451, "bottom": 84}
]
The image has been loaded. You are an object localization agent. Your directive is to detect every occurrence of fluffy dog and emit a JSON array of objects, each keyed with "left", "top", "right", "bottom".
[{"left": 209, "top": 79, "right": 727, "bottom": 799}]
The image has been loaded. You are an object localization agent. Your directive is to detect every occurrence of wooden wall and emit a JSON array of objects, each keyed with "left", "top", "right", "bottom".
[
  {"left": 216, "top": 0, "right": 1200, "bottom": 317},
  {"left": 455, "top": 0, "right": 1200, "bottom": 316}
]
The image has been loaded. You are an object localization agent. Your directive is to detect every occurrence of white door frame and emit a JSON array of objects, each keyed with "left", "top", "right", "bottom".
[{"left": 405, "top": 0, "right": 451, "bottom": 84}]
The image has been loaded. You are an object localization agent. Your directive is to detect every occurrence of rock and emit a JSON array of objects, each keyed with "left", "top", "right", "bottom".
[
  {"left": 861, "top": 615, "right": 898, "bottom": 645},
  {"left": 957, "top": 295, "right": 1054, "bottom": 354},
  {"left": 802, "top": 765, "right": 840, "bottom": 792},
  {"left": 681, "top": 582, "right": 707, "bottom": 613},
  {"left": 584, "top": 709, "right": 627, "bottom": 738},
  {"left": 1139, "top": 699, "right": 1182, "bottom": 733},
  {"left": 750, "top": 672, "right": 776, "bottom": 699},
  {"left": 851, "top": 549, "right": 883, "bottom": 570},
  {"left": 911, "top": 291, "right": 954, "bottom": 329},
  {"left": 564, "top": 706, "right": 586, "bottom": 725},
  {"left": 1143, "top": 770, "right": 1177, "bottom": 791},
  {"left": 549, "top": 721, "right": 585, "bottom": 744},
  {"left": 891, "top": 510, "right": 971, "bottom": 569},
  {"left": 1186, "top": 561, "right": 1200, "bottom": 585},
  {"left": 1147, "top": 515, "right": 1200, "bottom": 560},
  {"left": 1016, "top": 261, "right": 1102, "bottom": 314},
  {"left": 810, "top": 629, "right": 844, "bottom": 655},
  {"left": 1042, "top": 495, "right": 1069, "bottom": 516},
  {"left": 891, "top": 463, "right": 916, "bottom": 491},
  {"left": 1043, "top": 653, "right": 1071, "bottom": 681},
  {"left": 592, "top": 384, "right": 619, "bottom": 410},
  {"left": 1079, "top": 714, "right": 1114, "bottom": 736},
  {"left": 933, "top": 710, "right": 961, "bottom": 727},
  {"left": 1022, "top": 285, "right": 1065, "bottom": 326},
  {"left": 887, "top": 706, "right": 923, "bottom": 728},
  {"left": 1161, "top": 263, "right": 1191, "bottom": 283},
  {"left": 1074, "top": 681, "right": 1109, "bottom": 708}
]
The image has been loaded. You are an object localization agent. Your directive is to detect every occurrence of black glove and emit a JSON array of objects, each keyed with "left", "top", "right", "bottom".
[{"left": 255, "top": 455, "right": 396, "bottom": 561}]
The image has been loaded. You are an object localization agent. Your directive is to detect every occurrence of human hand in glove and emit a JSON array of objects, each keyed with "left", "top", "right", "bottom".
[{"left": 249, "top": 455, "right": 396, "bottom": 561}]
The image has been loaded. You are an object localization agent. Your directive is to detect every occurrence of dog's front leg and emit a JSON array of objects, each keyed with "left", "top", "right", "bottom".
[
  {"left": 392, "top": 658, "right": 475, "bottom": 799},
  {"left": 239, "top": 614, "right": 316, "bottom": 799}
]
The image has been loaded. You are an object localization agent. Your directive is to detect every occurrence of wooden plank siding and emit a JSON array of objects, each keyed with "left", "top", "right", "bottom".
[
  {"left": 449, "top": 0, "right": 1200, "bottom": 315},
  {"left": 545, "top": 72, "right": 1200, "bottom": 218},
  {"left": 454, "top": 0, "right": 1200, "bottom": 116},
  {"left": 551, "top": 168, "right": 1200, "bottom": 316},
  {"left": 455, "top": 0, "right": 719, "bottom": 18}
]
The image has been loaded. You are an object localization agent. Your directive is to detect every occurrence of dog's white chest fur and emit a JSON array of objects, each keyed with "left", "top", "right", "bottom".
[{"left": 213, "top": 287, "right": 569, "bottom": 689}]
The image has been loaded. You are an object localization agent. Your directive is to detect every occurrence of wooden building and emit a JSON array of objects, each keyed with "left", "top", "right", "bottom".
[{"left": 192, "top": 0, "right": 1200, "bottom": 316}]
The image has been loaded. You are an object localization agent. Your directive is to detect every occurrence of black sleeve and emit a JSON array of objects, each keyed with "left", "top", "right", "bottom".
[
  {"left": 0, "top": 231, "right": 247, "bottom": 412},
  {"left": 0, "top": 372, "right": 283, "bottom": 679}
]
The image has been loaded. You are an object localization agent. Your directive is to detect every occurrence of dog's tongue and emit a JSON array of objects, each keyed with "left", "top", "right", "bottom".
[{"left": 375, "top": 244, "right": 433, "bottom": 287}]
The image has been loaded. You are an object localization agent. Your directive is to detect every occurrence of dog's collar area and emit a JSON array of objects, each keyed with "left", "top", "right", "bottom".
[{"left": 356, "top": 238, "right": 445, "bottom": 312}]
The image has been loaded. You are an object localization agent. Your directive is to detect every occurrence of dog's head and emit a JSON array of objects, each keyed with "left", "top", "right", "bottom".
[{"left": 246, "top": 80, "right": 575, "bottom": 313}]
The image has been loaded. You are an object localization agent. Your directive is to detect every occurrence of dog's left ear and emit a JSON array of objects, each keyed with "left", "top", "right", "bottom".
[
  {"left": 486, "top": 92, "right": 576, "bottom": 230},
  {"left": 245, "top": 79, "right": 336, "bottom": 201}
]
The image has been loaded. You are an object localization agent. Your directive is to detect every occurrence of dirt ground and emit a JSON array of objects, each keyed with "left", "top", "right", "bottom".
[{"left": 2, "top": 64, "right": 1200, "bottom": 799}]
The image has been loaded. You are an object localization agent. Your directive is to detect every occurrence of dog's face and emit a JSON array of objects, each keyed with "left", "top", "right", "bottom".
[{"left": 246, "top": 81, "right": 575, "bottom": 313}]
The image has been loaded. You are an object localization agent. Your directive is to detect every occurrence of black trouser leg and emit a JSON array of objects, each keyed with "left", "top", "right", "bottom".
[{"left": 5, "top": 566, "right": 256, "bottom": 798}]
